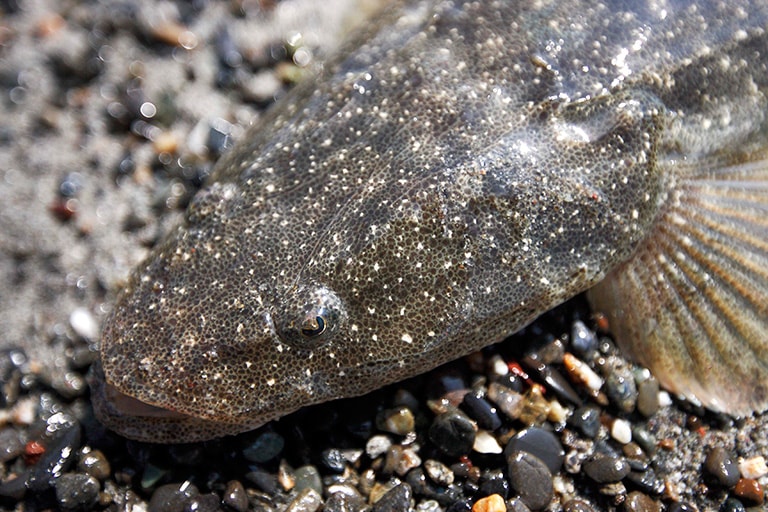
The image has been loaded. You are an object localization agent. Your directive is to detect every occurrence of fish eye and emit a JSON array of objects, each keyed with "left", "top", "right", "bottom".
[{"left": 276, "top": 285, "right": 345, "bottom": 349}]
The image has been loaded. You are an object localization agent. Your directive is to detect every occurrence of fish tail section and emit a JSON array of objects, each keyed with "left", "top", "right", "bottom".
[{"left": 588, "top": 156, "right": 768, "bottom": 415}]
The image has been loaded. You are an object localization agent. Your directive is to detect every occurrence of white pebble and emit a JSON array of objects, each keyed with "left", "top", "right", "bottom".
[
  {"left": 610, "top": 418, "right": 632, "bottom": 444},
  {"left": 69, "top": 307, "right": 99, "bottom": 340},
  {"left": 473, "top": 430, "right": 503, "bottom": 454},
  {"left": 365, "top": 434, "right": 392, "bottom": 459},
  {"left": 739, "top": 456, "right": 768, "bottom": 479},
  {"left": 658, "top": 391, "right": 673, "bottom": 407}
]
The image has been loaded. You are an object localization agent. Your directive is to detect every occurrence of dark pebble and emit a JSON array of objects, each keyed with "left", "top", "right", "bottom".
[
  {"left": 372, "top": 482, "right": 412, "bottom": 512},
  {"left": 496, "top": 373, "right": 525, "bottom": 393},
  {"left": 78, "top": 448, "right": 111, "bottom": 480},
  {"left": 462, "top": 391, "right": 502, "bottom": 431},
  {"left": 242, "top": 431, "right": 285, "bottom": 463},
  {"left": 325, "top": 489, "right": 368, "bottom": 512},
  {"left": 631, "top": 427, "right": 657, "bottom": 456},
  {"left": 245, "top": 468, "right": 278, "bottom": 494},
  {"left": 505, "top": 427, "right": 564, "bottom": 473},
  {"left": 445, "top": 500, "right": 473, "bottom": 512},
  {"left": 719, "top": 497, "right": 746, "bottom": 512},
  {"left": 223, "top": 480, "right": 248, "bottom": 512},
  {"left": 184, "top": 493, "right": 222, "bottom": 512},
  {"left": 622, "top": 491, "right": 661, "bottom": 512},
  {"left": 583, "top": 454, "right": 631, "bottom": 483},
  {"left": 0, "top": 428, "right": 24, "bottom": 463},
  {"left": 704, "top": 447, "right": 740, "bottom": 488},
  {"left": 563, "top": 499, "right": 597, "bottom": 512},
  {"left": 666, "top": 502, "right": 698, "bottom": 512},
  {"left": 321, "top": 448, "right": 347, "bottom": 474},
  {"left": 27, "top": 415, "right": 81, "bottom": 493},
  {"left": 148, "top": 482, "right": 199, "bottom": 512},
  {"left": 524, "top": 358, "right": 582, "bottom": 406},
  {"left": 571, "top": 320, "right": 598, "bottom": 357},
  {"left": 733, "top": 478, "right": 764, "bottom": 505},
  {"left": 622, "top": 442, "right": 649, "bottom": 471},
  {"left": 478, "top": 468, "right": 510, "bottom": 499},
  {"left": 507, "top": 451, "right": 554, "bottom": 511},
  {"left": 55, "top": 473, "right": 100, "bottom": 510},
  {"left": 625, "top": 468, "right": 664, "bottom": 495},
  {"left": 569, "top": 405, "right": 602, "bottom": 439},
  {"left": 507, "top": 497, "right": 532, "bottom": 512},
  {"left": 604, "top": 364, "right": 637, "bottom": 413},
  {"left": 428, "top": 411, "right": 477, "bottom": 457}
]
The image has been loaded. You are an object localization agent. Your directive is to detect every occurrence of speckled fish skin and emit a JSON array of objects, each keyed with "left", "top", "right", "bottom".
[{"left": 93, "top": 0, "right": 768, "bottom": 442}]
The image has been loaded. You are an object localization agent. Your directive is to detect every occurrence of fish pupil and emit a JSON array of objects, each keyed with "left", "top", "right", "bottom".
[{"left": 301, "top": 316, "right": 326, "bottom": 338}]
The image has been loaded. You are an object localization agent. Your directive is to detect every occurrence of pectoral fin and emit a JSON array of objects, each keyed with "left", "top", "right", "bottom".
[{"left": 588, "top": 156, "right": 768, "bottom": 416}]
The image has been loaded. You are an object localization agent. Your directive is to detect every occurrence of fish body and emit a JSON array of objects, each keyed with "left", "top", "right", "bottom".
[{"left": 93, "top": 0, "right": 768, "bottom": 442}]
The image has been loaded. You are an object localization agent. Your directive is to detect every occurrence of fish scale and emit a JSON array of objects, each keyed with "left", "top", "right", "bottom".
[{"left": 92, "top": 0, "right": 768, "bottom": 442}]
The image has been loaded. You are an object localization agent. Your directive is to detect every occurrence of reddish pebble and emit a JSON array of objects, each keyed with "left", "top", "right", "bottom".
[
  {"left": 24, "top": 440, "right": 45, "bottom": 465},
  {"left": 733, "top": 478, "right": 764, "bottom": 505}
]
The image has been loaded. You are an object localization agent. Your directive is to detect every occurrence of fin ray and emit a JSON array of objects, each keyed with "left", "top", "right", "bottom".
[{"left": 588, "top": 157, "right": 768, "bottom": 415}]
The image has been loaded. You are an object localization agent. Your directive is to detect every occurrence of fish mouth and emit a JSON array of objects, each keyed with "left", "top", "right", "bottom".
[
  {"left": 102, "top": 382, "right": 190, "bottom": 420},
  {"left": 89, "top": 360, "right": 259, "bottom": 443}
]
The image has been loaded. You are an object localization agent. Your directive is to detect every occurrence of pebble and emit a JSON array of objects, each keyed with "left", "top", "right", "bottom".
[
  {"left": 186, "top": 493, "right": 222, "bottom": 512},
  {"left": 563, "top": 353, "right": 604, "bottom": 391},
  {"left": 321, "top": 448, "right": 347, "bottom": 474},
  {"left": 704, "top": 447, "right": 740, "bottom": 488},
  {"left": 285, "top": 487, "right": 322, "bottom": 512},
  {"left": 471, "top": 493, "right": 506, "bottom": 512},
  {"left": 27, "top": 416, "right": 81, "bottom": 493},
  {"left": 242, "top": 431, "right": 285, "bottom": 463},
  {"left": 148, "top": 482, "right": 199, "bottom": 512},
  {"left": 632, "top": 427, "right": 657, "bottom": 456},
  {"left": 719, "top": 498, "right": 746, "bottom": 512},
  {"left": 55, "top": 473, "right": 100, "bottom": 510},
  {"left": 325, "top": 489, "right": 368, "bottom": 512},
  {"left": 604, "top": 363, "right": 637, "bottom": 413},
  {"left": 622, "top": 491, "right": 661, "bottom": 511},
  {"left": 384, "top": 445, "right": 422, "bottom": 476},
  {"left": 294, "top": 465, "right": 323, "bottom": 495},
  {"left": 563, "top": 499, "right": 597, "bottom": 511},
  {"left": 372, "top": 482, "right": 413, "bottom": 512},
  {"left": 666, "top": 503, "right": 698, "bottom": 512},
  {"left": 505, "top": 427, "right": 564, "bottom": 473},
  {"left": 635, "top": 376, "right": 660, "bottom": 417},
  {"left": 462, "top": 391, "right": 502, "bottom": 431},
  {"left": 611, "top": 418, "right": 633, "bottom": 444},
  {"left": 223, "top": 480, "right": 248, "bottom": 512},
  {"left": 571, "top": 321, "right": 598, "bottom": 357},
  {"left": 245, "top": 468, "right": 279, "bottom": 495},
  {"left": 366, "top": 435, "right": 393, "bottom": 459},
  {"left": 732, "top": 478, "right": 764, "bottom": 505},
  {"left": 424, "top": 459, "right": 455, "bottom": 486},
  {"left": 506, "top": 497, "right": 533, "bottom": 512},
  {"left": 77, "top": 447, "right": 110, "bottom": 481},
  {"left": 474, "top": 429, "right": 503, "bottom": 455},
  {"left": 377, "top": 406, "right": 415, "bottom": 435},
  {"left": 0, "top": 428, "right": 24, "bottom": 463},
  {"left": 518, "top": 385, "right": 551, "bottom": 425},
  {"left": 478, "top": 469, "right": 510, "bottom": 499},
  {"left": 507, "top": 451, "right": 554, "bottom": 511},
  {"left": 583, "top": 454, "right": 631, "bottom": 483},
  {"left": 569, "top": 405, "right": 602, "bottom": 438},
  {"left": 625, "top": 468, "right": 665, "bottom": 495},
  {"left": 428, "top": 411, "right": 477, "bottom": 457},
  {"left": 486, "top": 382, "right": 524, "bottom": 420},
  {"left": 738, "top": 455, "right": 768, "bottom": 479}
]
